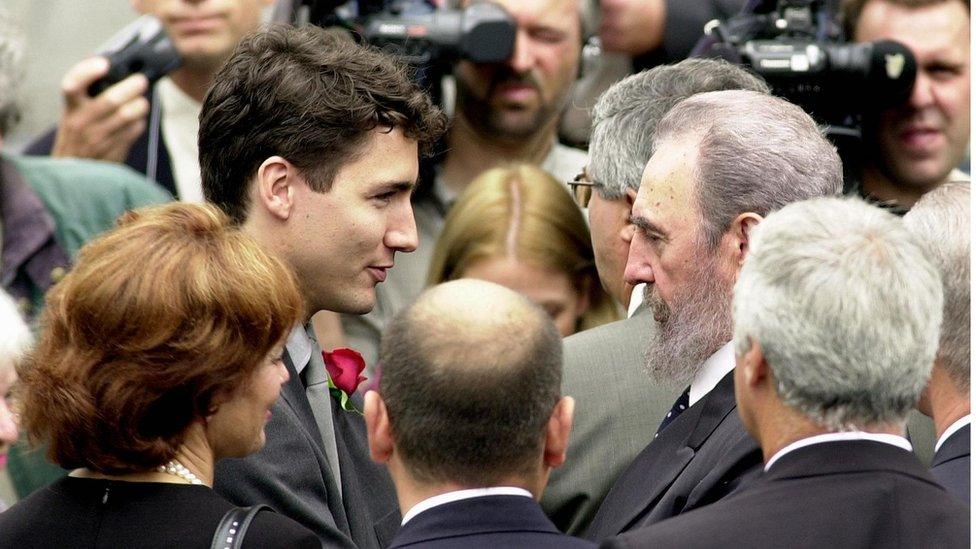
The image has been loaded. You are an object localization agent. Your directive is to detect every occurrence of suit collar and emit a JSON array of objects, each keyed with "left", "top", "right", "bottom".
[
  {"left": 389, "top": 495, "right": 559, "bottom": 548},
  {"left": 592, "top": 371, "right": 740, "bottom": 535},
  {"left": 936, "top": 415, "right": 971, "bottom": 453},
  {"left": 764, "top": 439, "right": 940, "bottom": 489},
  {"left": 933, "top": 424, "right": 970, "bottom": 467}
]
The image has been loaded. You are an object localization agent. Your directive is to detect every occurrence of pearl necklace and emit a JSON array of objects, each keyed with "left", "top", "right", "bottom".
[{"left": 157, "top": 460, "right": 203, "bottom": 485}]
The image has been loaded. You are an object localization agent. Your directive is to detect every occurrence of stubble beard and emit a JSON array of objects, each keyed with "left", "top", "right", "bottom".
[
  {"left": 643, "top": 252, "right": 734, "bottom": 391},
  {"left": 455, "top": 68, "right": 557, "bottom": 141}
]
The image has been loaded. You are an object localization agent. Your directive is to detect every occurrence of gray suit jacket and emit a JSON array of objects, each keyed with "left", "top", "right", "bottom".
[
  {"left": 541, "top": 307, "right": 677, "bottom": 534},
  {"left": 214, "top": 351, "right": 400, "bottom": 548}
]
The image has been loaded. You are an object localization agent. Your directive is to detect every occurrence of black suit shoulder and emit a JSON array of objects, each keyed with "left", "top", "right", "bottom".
[
  {"left": 601, "top": 441, "right": 970, "bottom": 549},
  {"left": 931, "top": 425, "right": 970, "bottom": 503}
]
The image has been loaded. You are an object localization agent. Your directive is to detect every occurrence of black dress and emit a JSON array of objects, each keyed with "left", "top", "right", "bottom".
[{"left": 0, "top": 476, "right": 319, "bottom": 548}]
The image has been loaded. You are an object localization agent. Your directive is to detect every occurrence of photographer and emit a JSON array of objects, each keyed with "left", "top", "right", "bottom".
[
  {"left": 842, "top": 0, "right": 970, "bottom": 211},
  {"left": 26, "top": 0, "right": 273, "bottom": 201}
]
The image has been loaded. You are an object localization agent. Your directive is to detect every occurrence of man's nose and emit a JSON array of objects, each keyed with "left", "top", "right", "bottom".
[
  {"left": 386, "top": 204, "right": 419, "bottom": 253},
  {"left": 907, "top": 72, "right": 936, "bottom": 110},
  {"left": 623, "top": 237, "right": 654, "bottom": 286},
  {"left": 507, "top": 29, "right": 534, "bottom": 74}
]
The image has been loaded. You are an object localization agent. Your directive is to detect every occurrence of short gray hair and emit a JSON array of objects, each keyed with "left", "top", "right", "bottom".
[
  {"left": 589, "top": 59, "right": 770, "bottom": 200},
  {"left": 734, "top": 196, "right": 943, "bottom": 431},
  {"left": 0, "top": 289, "right": 31, "bottom": 366},
  {"left": 653, "top": 90, "right": 843, "bottom": 248},
  {"left": 903, "top": 182, "right": 970, "bottom": 391},
  {"left": 0, "top": 9, "right": 23, "bottom": 136}
]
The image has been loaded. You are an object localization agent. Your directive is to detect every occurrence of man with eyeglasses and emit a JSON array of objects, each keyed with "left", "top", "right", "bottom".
[{"left": 542, "top": 58, "right": 770, "bottom": 534}]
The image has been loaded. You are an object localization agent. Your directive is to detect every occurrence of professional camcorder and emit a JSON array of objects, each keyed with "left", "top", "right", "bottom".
[
  {"left": 700, "top": 0, "right": 916, "bottom": 146},
  {"left": 289, "top": 0, "right": 517, "bottom": 104}
]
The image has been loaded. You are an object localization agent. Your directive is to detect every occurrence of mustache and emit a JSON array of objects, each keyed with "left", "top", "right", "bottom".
[{"left": 487, "top": 68, "right": 541, "bottom": 96}]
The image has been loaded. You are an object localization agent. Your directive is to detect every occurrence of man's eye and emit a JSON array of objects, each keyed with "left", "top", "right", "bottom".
[{"left": 531, "top": 29, "right": 565, "bottom": 44}]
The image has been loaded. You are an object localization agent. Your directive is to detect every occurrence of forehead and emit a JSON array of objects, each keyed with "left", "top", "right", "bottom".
[
  {"left": 855, "top": 1, "right": 970, "bottom": 62},
  {"left": 492, "top": 0, "right": 581, "bottom": 33},
  {"left": 635, "top": 137, "right": 700, "bottom": 221}
]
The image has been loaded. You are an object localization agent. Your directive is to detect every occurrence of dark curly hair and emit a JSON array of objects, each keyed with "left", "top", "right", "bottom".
[{"left": 200, "top": 24, "right": 448, "bottom": 224}]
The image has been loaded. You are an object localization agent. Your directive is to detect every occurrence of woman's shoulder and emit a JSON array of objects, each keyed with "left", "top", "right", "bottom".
[{"left": 242, "top": 508, "right": 320, "bottom": 549}]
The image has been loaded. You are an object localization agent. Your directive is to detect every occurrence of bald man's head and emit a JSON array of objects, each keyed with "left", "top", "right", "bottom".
[{"left": 378, "top": 279, "right": 562, "bottom": 486}]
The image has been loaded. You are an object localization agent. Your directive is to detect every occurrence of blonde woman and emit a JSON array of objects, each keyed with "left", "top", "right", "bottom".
[{"left": 428, "top": 164, "right": 619, "bottom": 336}]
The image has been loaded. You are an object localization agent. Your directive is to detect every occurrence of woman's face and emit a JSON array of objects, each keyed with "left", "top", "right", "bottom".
[
  {"left": 0, "top": 361, "right": 19, "bottom": 469},
  {"left": 462, "top": 256, "right": 589, "bottom": 336},
  {"left": 206, "top": 344, "right": 289, "bottom": 460}
]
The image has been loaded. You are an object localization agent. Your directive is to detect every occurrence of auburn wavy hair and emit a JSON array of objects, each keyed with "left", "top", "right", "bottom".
[{"left": 19, "top": 203, "right": 303, "bottom": 474}]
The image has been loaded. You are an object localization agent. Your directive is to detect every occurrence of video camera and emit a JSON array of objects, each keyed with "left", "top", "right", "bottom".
[
  {"left": 700, "top": 0, "right": 916, "bottom": 147},
  {"left": 289, "top": 0, "right": 517, "bottom": 104}
]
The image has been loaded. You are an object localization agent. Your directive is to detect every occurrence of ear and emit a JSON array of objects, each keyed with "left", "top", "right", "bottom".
[
  {"left": 728, "top": 212, "right": 763, "bottom": 267},
  {"left": 740, "top": 338, "right": 770, "bottom": 390},
  {"left": 543, "top": 396, "right": 575, "bottom": 469},
  {"left": 364, "top": 390, "right": 394, "bottom": 464},
  {"left": 619, "top": 188, "right": 639, "bottom": 243},
  {"left": 254, "top": 156, "right": 297, "bottom": 221}
]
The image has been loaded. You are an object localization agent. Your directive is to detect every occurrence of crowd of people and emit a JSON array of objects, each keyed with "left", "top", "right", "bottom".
[{"left": 0, "top": 0, "right": 969, "bottom": 547}]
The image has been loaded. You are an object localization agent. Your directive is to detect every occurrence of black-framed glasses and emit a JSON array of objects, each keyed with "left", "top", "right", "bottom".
[{"left": 568, "top": 172, "right": 604, "bottom": 208}]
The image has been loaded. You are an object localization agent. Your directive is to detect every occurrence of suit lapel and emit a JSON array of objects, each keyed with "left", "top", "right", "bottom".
[{"left": 589, "top": 372, "right": 739, "bottom": 537}]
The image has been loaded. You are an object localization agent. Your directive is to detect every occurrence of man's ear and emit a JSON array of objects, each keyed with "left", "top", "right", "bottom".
[
  {"left": 620, "top": 187, "right": 639, "bottom": 243},
  {"left": 364, "top": 390, "right": 394, "bottom": 464},
  {"left": 729, "top": 212, "right": 763, "bottom": 266},
  {"left": 740, "top": 338, "right": 770, "bottom": 390},
  {"left": 254, "top": 156, "right": 297, "bottom": 221},
  {"left": 543, "top": 396, "right": 575, "bottom": 469}
]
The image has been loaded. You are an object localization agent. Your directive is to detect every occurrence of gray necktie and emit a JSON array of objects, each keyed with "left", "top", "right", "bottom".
[{"left": 302, "top": 344, "right": 343, "bottom": 500}]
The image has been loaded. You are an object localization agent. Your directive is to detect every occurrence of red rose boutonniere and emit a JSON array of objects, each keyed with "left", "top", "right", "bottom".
[{"left": 322, "top": 348, "right": 368, "bottom": 413}]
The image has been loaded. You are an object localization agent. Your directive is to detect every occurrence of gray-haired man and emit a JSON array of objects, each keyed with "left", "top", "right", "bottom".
[
  {"left": 585, "top": 90, "right": 843, "bottom": 540},
  {"left": 542, "top": 58, "right": 770, "bottom": 534},
  {"left": 602, "top": 196, "right": 969, "bottom": 548},
  {"left": 904, "top": 182, "right": 971, "bottom": 502}
]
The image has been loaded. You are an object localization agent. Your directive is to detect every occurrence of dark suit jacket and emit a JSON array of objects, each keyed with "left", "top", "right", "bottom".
[
  {"left": 932, "top": 424, "right": 970, "bottom": 503},
  {"left": 214, "top": 351, "right": 400, "bottom": 548},
  {"left": 601, "top": 440, "right": 971, "bottom": 549},
  {"left": 389, "top": 495, "right": 597, "bottom": 548},
  {"left": 26, "top": 89, "right": 178, "bottom": 198},
  {"left": 584, "top": 371, "right": 762, "bottom": 540}
]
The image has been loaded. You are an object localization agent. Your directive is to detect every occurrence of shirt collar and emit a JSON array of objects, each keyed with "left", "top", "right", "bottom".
[
  {"left": 285, "top": 323, "right": 312, "bottom": 375},
  {"left": 689, "top": 341, "right": 736, "bottom": 407},
  {"left": 401, "top": 487, "right": 533, "bottom": 526},
  {"left": 626, "top": 283, "right": 645, "bottom": 318},
  {"left": 935, "top": 414, "right": 971, "bottom": 453},
  {"left": 765, "top": 432, "right": 913, "bottom": 471}
]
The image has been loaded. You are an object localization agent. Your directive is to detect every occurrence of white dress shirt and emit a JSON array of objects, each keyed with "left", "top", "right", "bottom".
[
  {"left": 765, "top": 432, "right": 913, "bottom": 471},
  {"left": 689, "top": 341, "right": 736, "bottom": 407},
  {"left": 401, "top": 487, "right": 533, "bottom": 526},
  {"left": 627, "top": 283, "right": 645, "bottom": 318},
  {"left": 157, "top": 77, "right": 203, "bottom": 203},
  {"left": 935, "top": 414, "right": 971, "bottom": 453}
]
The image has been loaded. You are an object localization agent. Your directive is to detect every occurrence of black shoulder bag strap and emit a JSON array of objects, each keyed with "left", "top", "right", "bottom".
[{"left": 210, "top": 504, "right": 272, "bottom": 549}]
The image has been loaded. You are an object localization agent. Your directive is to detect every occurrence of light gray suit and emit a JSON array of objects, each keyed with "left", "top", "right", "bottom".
[{"left": 542, "top": 306, "right": 677, "bottom": 534}]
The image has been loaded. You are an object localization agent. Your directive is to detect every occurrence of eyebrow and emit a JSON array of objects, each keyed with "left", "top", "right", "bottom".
[{"left": 629, "top": 214, "right": 668, "bottom": 240}]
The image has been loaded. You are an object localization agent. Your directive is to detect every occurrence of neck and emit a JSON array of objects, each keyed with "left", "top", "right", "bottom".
[
  {"left": 860, "top": 164, "right": 940, "bottom": 209},
  {"left": 440, "top": 114, "right": 557, "bottom": 196},
  {"left": 168, "top": 66, "right": 215, "bottom": 103},
  {"left": 391, "top": 459, "right": 541, "bottom": 516},
  {"left": 922, "top": 366, "right": 971, "bottom": 440},
  {"left": 69, "top": 423, "right": 215, "bottom": 486}
]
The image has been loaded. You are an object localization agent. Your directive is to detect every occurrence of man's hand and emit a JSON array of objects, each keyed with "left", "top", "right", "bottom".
[
  {"left": 598, "top": 0, "right": 667, "bottom": 56},
  {"left": 51, "top": 56, "right": 150, "bottom": 163}
]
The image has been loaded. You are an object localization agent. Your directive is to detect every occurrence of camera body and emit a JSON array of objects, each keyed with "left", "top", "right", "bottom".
[
  {"left": 701, "top": 0, "right": 916, "bottom": 142},
  {"left": 87, "top": 15, "right": 182, "bottom": 97}
]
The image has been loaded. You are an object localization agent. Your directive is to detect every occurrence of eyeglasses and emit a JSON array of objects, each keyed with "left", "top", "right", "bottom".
[{"left": 568, "top": 172, "right": 604, "bottom": 208}]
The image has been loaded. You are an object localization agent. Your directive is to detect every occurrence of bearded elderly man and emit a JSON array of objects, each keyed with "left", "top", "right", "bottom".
[
  {"left": 341, "top": 0, "right": 589, "bottom": 371},
  {"left": 584, "top": 89, "right": 843, "bottom": 540},
  {"left": 841, "top": 0, "right": 970, "bottom": 211}
]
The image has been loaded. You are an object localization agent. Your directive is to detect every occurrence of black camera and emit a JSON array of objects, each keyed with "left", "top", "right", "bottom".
[
  {"left": 290, "top": 0, "right": 517, "bottom": 104},
  {"left": 87, "top": 15, "right": 183, "bottom": 97},
  {"left": 700, "top": 0, "right": 916, "bottom": 144}
]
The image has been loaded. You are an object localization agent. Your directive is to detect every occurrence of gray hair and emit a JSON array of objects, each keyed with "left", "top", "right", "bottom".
[
  {"left": 903, "top": 182, "right": 970, "bottom": 391},
  {"left": 0, "top": 290, "right": 31, "bottom": 366},
  {"left": 653, "top": 89, "right": 843, "bottom": 248},
  {"left": 733, "top": 196, "right": 943, "bottom": 431},
  {"left": 0, "top": 9, "right": 23, "bottom": 136},
  {"left": 589, "top": 59, "right": 770, "bottom": 200}
]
